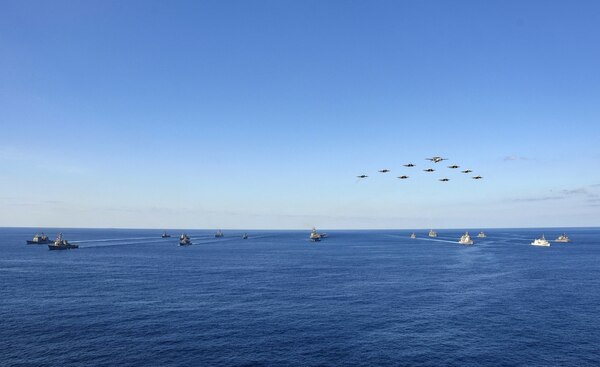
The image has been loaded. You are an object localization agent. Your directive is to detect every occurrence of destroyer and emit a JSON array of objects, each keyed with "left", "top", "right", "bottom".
[
  {"left": 555, "top": 234, "right": 571, "bottom": 243},
  {"left": 459, "top": 232, "right": 473, "bottom": 245},
  {"left": 26, "top": 233, "right": 52, "bottom": 245},
  {"left": 531, "top": 235, "right": 550, "bottom": 247},
  {"left": 48, "top": 233, "right": 78, "bottom": 250}
]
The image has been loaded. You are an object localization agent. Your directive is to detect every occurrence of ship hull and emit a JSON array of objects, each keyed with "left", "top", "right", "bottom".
[
  {"left": 48, "top": 245, "right": 79, "bottom": 250},
  {"left": 27, "top": 240, "right": 52, "bottom": 245}
]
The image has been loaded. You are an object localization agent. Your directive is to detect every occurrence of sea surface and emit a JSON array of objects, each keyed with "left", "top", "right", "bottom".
[{"left": 1, "top": 227, "right": 599, "bottom": 366}]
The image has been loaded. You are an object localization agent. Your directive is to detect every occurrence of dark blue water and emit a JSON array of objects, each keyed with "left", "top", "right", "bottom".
[{"left": 1, "top": 228, "right": 599, "bottom": 366}]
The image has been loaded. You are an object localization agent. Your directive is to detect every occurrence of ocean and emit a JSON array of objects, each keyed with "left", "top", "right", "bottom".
[{"left": 1, "top": 227, "right": 599, "bottom": 366}]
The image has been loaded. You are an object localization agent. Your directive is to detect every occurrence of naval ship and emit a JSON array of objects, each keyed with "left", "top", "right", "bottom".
[
  {"left": 48, "top": 233, "right": 78, "bottom": 250},
  {"left": 26, "top": 233, "right": 52, "bottom": 245},
  {"left": 555, "top": 234, "right": 571, "bottom": 243},
  {"left": 179, "top": 233, "right": 192, "bottom": 246},
  {"left": 310, "top": 227, "right": 321, "bottom": 242},
  {"left": 531, "top": 235, "right": 550, "bottom": 247},
  {"left": 459, "top": 232, "right": 474, "bottom": 245}
]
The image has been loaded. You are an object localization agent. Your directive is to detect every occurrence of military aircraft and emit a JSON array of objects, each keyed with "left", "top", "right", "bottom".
[
  {"left": 357, "top": 175, "right": 368, "bottom": 179},
  {"left": 426, "top": 156, "right": 447, "bottom": 163},
  {"left": 378, "top": 169, "right": 391, "bottom": 173},
  {"left": 397, "top": 175, "right": 409, "bottom": 179},
  {"left": 403, "top": 163, "right": 416, "bottom": 167},
  {"left": 461, "top": 169, "right": 473, "bottom": 173},
  {"left": 472, "top": 175, "right": 483, "bottom": 180},
  {"left": 423, "top": 168, "right": 435, "bottom": 172},
  {"left": 448, "top": 165, "right": 460, "bottom": 169},
  {"left": 439, "top": 178, "right": 450, "bottom": 182}
]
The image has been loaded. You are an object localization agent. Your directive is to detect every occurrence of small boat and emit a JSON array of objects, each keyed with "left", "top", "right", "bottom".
[
  {"left": 410, "top": 233, "right": 416, "bottom": 239},
  {"left": 242, "top": 233, "right": 248, "bottom": 240},
  {"left": 161, "top": 232, "right": 171, "bottom": 238},
  {"left": 477, "top": 231, "right": 486, "bottom": 238},
  {"left": 459, "top": 232, "right": 473, "bottom": 245},
  {"left": 531, "top": 235, "right": 550, "bottom": 247},
  {"left": 320, "top": 233, "right": 328, "bottom": 238},
  {"left": 179, "top": 233, "right": 192, "bottom": 246},
  {"left": 555, "top": 233, "right": 571, "bottom": 243},
  {"left": 310, "top": 227, "right": 321, "bottom": 242},
  {"left": 48, "top": 233, "right": 78, "bottom": 250},
  {"left": 428, "top": 230, "right": 437, "bottom": 238},
  {"left": 26, "top": 232, "right": 52, "bottom": 244},
  {"left": 215, "top": 230, "right": 224, "bottom": 238}
]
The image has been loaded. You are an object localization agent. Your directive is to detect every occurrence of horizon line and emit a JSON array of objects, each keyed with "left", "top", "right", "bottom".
[{"left": 2, "top": 225, "right": 599, "bottom": 231}]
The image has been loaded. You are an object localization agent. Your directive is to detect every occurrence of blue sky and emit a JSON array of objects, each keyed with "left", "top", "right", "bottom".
[{"left": 1, "top": 0, "right": 599, "bottom": 229}]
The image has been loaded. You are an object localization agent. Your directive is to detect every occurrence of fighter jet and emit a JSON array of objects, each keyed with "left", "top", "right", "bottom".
[
  {"left": 357, "top": 175, "right": 368, "bottom": 179},
  {"left": 423, "top": 168, "right": 435, "bottom": 172},
  {"left": 472, "top": 175, "right": 483, "bottom": 180},
  {"left": 397, "top": 175, "right": 409, "bottom": 179},
  {"left": 461, "top": 169, "right": 473, "bottom": 173},
  {"left": 426, "top": 156, "right": 447, "bottom": 163},
  {"left": 403, "top": 163, "right": 416, "bottom": 167},
  {"left": 439, "top": 178, "right": 450, "bottom": 182},
  {"left": 378, "top": 169, "right": 391, "bottom": 173},
  {"left": 448, "top": 165, "right": 460, "bottom": 169}
]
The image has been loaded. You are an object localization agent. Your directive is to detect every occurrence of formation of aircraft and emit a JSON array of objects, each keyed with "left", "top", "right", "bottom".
[{"left": 356, "top": 155, "right": 484, "bottom": 182}]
